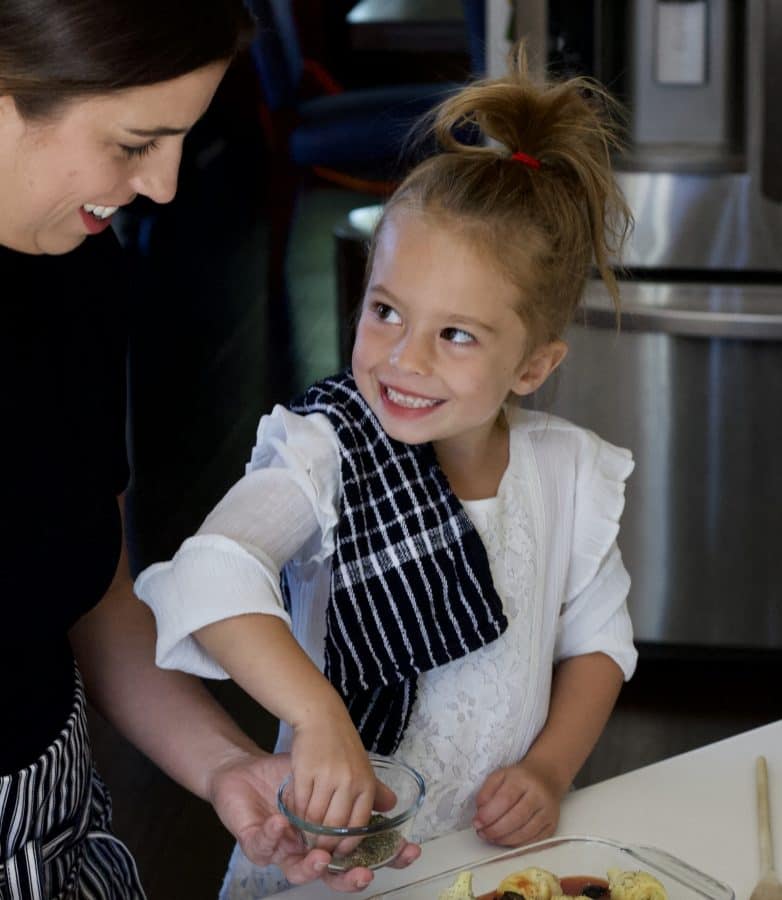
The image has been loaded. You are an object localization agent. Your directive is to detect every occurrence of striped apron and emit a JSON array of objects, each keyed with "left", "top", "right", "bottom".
[{"left": 0, "top": 668, "right": 146, "bottom": 900}]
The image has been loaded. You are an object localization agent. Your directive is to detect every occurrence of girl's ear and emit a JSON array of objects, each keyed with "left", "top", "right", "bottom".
[{"left": 511, "top": 339, "right": 569, "bottom": 397}]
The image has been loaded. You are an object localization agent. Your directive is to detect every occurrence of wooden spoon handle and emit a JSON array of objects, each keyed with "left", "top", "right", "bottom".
[{"left": 757, "top": 756, "right": 775, "bottom": 874}]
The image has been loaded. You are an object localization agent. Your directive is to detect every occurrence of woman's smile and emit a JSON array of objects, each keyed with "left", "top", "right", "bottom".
[
  {"left": 78, "top": 204, "right": 120, "bottom": 234},
  {"left": 0, "top": 62, "right": 225, "bottom": 254}
]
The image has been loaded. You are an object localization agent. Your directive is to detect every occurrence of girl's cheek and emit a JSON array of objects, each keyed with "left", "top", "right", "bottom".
[
  {"left": 351, "top": 333, "right": 369, "bottom": 370},
  {"left": 353, "top": 319, "right": 378, "bottom": 353}
]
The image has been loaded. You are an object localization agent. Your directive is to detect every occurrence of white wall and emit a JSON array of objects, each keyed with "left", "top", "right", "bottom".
[
  {"left": 486, "top": 0, "right": 514, "bottom": 77},
  {"left": 487, "top": 0, "right": 548, "bottom": 79}
]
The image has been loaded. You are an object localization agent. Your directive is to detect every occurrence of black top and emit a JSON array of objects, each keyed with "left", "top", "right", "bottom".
[{"left": 0, "top": 230, "right": 130, "bottom": 775}]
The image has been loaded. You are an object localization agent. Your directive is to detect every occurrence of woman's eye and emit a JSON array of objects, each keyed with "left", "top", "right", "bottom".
[
  {"left": 373, "top": 302, "right": 402, "bottom": 324},
  {"left": 441, "top": 327, "right": 475, "bottom": 345},
  {"left": 120, "top": 140, "right": 159, "bottom": 160}
]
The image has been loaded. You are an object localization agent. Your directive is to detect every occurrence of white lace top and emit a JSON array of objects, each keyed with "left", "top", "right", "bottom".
[{"left": 136, "top": 402, "right": 637, "bottom": 847}]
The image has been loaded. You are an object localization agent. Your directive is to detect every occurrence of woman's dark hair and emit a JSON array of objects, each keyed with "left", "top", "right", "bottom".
[{"left": 0, "top": 0, "right": 255, "bottom": 119}]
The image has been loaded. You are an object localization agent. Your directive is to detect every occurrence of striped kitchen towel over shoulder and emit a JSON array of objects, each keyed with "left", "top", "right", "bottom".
[{"left": 285, "top": 370, "right": 507, "bottom": 754}]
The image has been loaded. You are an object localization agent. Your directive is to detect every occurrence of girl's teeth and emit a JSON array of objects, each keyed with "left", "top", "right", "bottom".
[
  {"left": 386, "top": 386, "right": 439, "bottom": 409},
  {"left": 83, "top": 204, "right": 119, "bottom": 220}
]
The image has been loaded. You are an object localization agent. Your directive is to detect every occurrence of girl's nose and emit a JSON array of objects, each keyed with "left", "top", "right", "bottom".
[
  {"left": 128, "top": 142, "right": 183, "bottom": 205},
  {"left": 390, "top": 330, "right": 431, "bottom": 374}
]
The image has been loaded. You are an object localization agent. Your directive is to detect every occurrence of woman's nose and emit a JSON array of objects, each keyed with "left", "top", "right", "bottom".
[
  {"left": 129, "top": 143, "right": 182, "bottom": 205},
  {"left": 390, "top": 330, "right": 431, "bottom": 374}
]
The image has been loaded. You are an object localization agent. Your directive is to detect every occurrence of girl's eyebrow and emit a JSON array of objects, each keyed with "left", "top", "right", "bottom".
[
  {"left": 368, "top": 284, "right": 400, "bottom": 303},
  {"left": 449, "top": 315, "right": 498, "bottom": 335},
  {"left": 369, "top": 284, "right": 497, "bottom": 334}
]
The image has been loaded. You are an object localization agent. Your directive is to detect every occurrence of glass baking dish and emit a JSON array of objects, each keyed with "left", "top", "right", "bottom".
[{"left": 366, "top": 835, "right": 735, "bottom": 900}]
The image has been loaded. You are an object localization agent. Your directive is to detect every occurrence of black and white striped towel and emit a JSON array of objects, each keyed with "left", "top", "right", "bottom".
[{"left": 285, "top": 370, "right": 507, "bottom": 754}]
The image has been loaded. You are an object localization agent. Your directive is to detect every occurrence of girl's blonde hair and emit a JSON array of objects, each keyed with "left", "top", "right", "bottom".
[{"left": 368, "top": 45, "right": 632, "bottom": 349}]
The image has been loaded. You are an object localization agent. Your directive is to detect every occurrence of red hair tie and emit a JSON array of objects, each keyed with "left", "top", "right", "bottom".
[{"left": 511, "top": 151, "right": 541, "bottom": 169}]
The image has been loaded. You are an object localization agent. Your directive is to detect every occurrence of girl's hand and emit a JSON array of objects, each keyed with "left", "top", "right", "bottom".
[
  {"left": 472, "top": 759, "right": 565, "bottom": 847},
  {"left": 290, "top": 703, "right": 377, "bottom": 854}
]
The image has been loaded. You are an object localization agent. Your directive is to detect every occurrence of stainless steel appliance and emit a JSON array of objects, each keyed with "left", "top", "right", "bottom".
[{"left": 516, "top": 0, "right": 782, "bottom": 652}]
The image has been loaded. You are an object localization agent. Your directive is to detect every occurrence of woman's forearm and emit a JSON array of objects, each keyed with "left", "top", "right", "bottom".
[
  {"left": 70, "top": 560, "right": 393, "bottom": 889},
  {"left": 70, "top": 565, "right": 264, "bottom": 800},
  {"left": 522, "top": 652, "right": 624, "bottom": 795}
]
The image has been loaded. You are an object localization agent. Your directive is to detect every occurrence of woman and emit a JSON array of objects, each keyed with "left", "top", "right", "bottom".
[{"left": 0, "top": 1, "right": 413, "bottom": 896}]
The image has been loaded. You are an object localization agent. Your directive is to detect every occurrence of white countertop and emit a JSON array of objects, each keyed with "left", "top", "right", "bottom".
[{"left": 284, "top": 720, "right": 782, "bottom": 899}]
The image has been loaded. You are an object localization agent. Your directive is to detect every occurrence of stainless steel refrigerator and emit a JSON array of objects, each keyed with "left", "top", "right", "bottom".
[{"left": 517, "top": 0, "right": 782, "bottom": 652}]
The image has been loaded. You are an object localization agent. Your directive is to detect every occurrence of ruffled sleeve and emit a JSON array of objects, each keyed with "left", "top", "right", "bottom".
[
  {"left": 566, "top": 429, "right": 634, "bottom": 601},
  {"left": 247, "top": 406, "right": 341, "bottom": 565},
  {"left": 555, "top": 428, "right": 638, "bottom": 679},
  {"left": 134, "top": 406, "right": 342, "bottom": 678}
]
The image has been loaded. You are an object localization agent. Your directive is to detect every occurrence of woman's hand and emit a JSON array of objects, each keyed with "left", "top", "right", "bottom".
[
  {"left": 208, "top": 749, "right": 421, "bottom": 891},
  {"left": 472, "top": 759, "right": 564, "bottom": 847}
]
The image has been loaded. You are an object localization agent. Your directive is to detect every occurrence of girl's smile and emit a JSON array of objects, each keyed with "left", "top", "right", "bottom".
[{"left": 380, "top": 382, "right": 445, "bottom": 414}]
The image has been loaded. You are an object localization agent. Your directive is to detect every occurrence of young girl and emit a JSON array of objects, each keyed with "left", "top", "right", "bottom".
[{"left": 135, "top": 47, "right": 637, "bottom": 898}]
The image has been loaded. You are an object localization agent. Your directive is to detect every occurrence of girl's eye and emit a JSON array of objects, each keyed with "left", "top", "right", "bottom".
[
  {"left": 120, "top": 139, "right": 159, "bottom": 160},
  {"left": 373, "top": 302, "right": 402, "bottom": 324},
  {"left": 441, "top": 327, "right": 475, "bottom": 345}
]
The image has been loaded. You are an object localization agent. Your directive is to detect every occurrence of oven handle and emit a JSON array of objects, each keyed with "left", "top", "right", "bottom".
[{"left": 580, "top": 285, "right": 782, "bottom": 340}]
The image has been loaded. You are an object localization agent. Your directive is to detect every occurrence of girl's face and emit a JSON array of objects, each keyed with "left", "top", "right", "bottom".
[
  {"left": 352, "top": 209, "right": 566, "bottom": 458},
  {"left": 0, "top": 61, "right": 227, "bottom": 255}
]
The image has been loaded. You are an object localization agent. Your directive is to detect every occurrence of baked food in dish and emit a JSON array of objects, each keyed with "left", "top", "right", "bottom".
[
  {"left": 437, "top": 865, "right": 667, "bottom": 900},
  {"left": 607, "top": 868, "right": 667, "bottom": 900},
  {"left": 438, "top": 871, "right": 477, "bottom": 899},
  {"left": 496, "top": 867, "right": 563, "bottom": 899}
]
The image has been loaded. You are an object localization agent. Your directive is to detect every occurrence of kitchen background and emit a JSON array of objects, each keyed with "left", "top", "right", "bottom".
[{"left": 93, "top": 2, "right": 781, "bottom": 897}]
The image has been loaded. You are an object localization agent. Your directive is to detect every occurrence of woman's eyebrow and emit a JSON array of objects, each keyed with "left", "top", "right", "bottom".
[{"left": 124, "top": 125, "right": 188, "bottom": 137}]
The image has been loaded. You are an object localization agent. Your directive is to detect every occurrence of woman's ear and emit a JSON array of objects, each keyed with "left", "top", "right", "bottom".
[{"left": 511, "top": 339, "right": 568, "bottom": 397}]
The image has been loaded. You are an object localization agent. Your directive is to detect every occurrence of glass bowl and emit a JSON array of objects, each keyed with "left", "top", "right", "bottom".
[
  {"left": 277, "top": 754, "right": 425, "bottom": 872},
  {"left": 365, "top": 834, "right": 736, "bottom": 899}
]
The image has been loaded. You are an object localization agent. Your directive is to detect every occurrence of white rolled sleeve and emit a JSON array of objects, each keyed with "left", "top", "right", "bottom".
[
  {"left": 134, "top": 408, "right": 343, "bottom": 678},
  {"left": 554, "top": 542, "right": 637, "bottom": 679}
]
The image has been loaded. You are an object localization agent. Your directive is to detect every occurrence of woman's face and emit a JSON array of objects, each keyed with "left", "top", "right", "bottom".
[{"left": 0, "top": 61, "right": 227, "bottom": 254}]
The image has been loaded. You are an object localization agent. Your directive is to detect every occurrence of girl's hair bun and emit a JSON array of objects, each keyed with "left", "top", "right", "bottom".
[{"left": 429, "top": 43, "right": 626, "bottom": 175}]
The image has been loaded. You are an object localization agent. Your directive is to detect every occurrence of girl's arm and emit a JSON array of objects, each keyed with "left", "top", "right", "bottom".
[
  {"left": 473, "top": 652, "right": 623, "bottom": 846},
  {"left": 135, "top": 456, "right": 378, "bottom": 835},
  {"left": 69, "top": 497, "right": 379, "bottom": 892},
  {"left": 131, "top": 413, "right": 381, "bottom": 841},
  {"left": 473, "top": 430, "right": 636, "bottom": 846},
  {"left": 520, "top": 651, "right": 623, "bottom": 793},
  {"left": 192, "top": 612, "right": 378, "bottom": 838},
  {"left": 137, "top": 412, "right": 340, "bottom": 680}
]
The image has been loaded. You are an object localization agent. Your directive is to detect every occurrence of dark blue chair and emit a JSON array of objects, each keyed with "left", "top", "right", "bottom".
[
  {"left": 247, "top": 0, "right": 467, "bottom": 322},
  {"left": 462, "top": 0, "right": 487, "bottom": 75},
  {"left": 250, "top": 0, "right": 466, "bottom": 179}
]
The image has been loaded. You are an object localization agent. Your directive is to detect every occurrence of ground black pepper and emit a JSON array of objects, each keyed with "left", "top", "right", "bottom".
[{"left": 334, "top": 814, "right": 403, "bottom": 869}]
